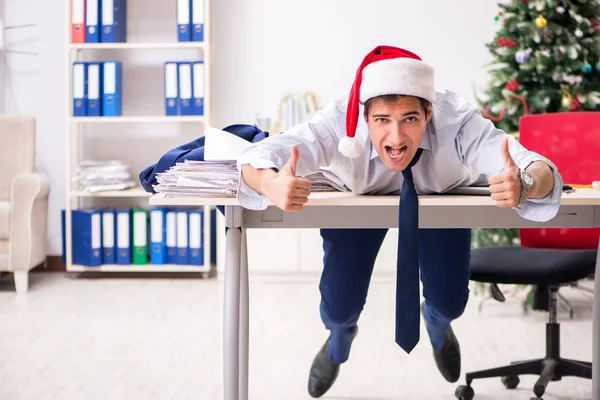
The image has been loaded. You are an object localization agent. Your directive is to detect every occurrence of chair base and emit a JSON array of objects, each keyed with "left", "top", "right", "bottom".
[{"left": 456, "top": 357, "right": 591, "bottom": 399}]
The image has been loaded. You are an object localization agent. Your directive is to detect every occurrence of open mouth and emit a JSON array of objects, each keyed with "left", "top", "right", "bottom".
[{"left": 385, "top": 145, "right": 408, "bottom": 160}]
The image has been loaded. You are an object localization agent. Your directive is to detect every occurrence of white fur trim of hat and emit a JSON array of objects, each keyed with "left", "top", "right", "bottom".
[{"left": 359, "top": 58, "right": 436, "bottom": 104}]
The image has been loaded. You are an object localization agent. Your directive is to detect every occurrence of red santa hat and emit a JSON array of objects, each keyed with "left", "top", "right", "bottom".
[{"left": 339, "top": 45, "right": 436, "bottom": 158}]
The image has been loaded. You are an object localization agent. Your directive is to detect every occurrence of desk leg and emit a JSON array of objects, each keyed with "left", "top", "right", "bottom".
[
  {"left": 239, "top": 229, "right": 249, "bottom": 400},
  {"left": 593, "top": 238, "right": 600, "bottom": 400},
  {"left": 224, "top": 226, "right": 241, "bottom": 400}
]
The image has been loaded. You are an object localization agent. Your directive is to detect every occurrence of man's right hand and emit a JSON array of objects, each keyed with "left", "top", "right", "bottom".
[{"left": 260, "top": 145, "right": 311, "bottom": 212}]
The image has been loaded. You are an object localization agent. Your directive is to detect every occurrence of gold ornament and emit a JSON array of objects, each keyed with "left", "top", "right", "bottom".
[
  {"left": 561, "top": 92, "right": 572, "bottom": 108},
  {"left": 535, "top": 14, "right": 547, "bottom": 29}
]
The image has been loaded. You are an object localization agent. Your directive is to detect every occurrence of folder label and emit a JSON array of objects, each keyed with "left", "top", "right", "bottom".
[
  {"left": 151, "top": 211, "right": 163, "bottom": 243},
  {"left": 91, "top": 213, "right": 101, "bottom": 256},
  {"left": 73, "top": 0, "right": 85, "bottom": 24},
  {"left": 134, "top": 211, "right": 147, "bottom": 247},
  {"left": 177, "top": 212, "right": 188, "bottom": 248},
  {"left": 189, "top": 213, "right": 201, "bottom": 249},
  {"left": 73, "top": 64, "right": 85, "bottom": 100},
  {"left": 166, "top": 212, "right": 176, "bottom": 247},
  {"left": 177, "top": 0, "right": 190, "bottom": 25},
  {"left": 87, "top": 0, "right": 98, "bottom": 30},
  {"left": 88, "top": 64, "right": 100, "bottom": 99},
  {"left": 117, "top": 212, "right": 129, "bottom": 248},
  {"left": 102, "top": 212, "right": 114, "bottom": 248},
  {"left": 179, "top": 64, "right": 192, "bottom": 101},
  {"left": 193, "top": 63, "right": 204, "bottom": 98},
  {"left": 165, "top": 63, "right": 178, "bottom": 112},
  {"left": 103, "top": 0, "right": 114, "bottom": 25},
  {"left": 104, "top": 62, "right": 116, "bottom": 94}
]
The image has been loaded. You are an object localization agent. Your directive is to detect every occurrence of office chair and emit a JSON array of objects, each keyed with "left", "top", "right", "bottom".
[{"left": 455, "top": 112, "right": 600, "bottom": 400}]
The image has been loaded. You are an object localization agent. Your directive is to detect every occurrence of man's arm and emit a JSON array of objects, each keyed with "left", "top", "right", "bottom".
[
  {"left": 241, "top": 146, "right": 311, "bottom": 212},
  {"left": 525, "top": 161, "right": 554, "bottom": 199},
  {"left": 457, "top": 106, "right": 563, "bottom": 222},
  {"left": 236, "top": 98, "right": 346, "bottom": 211}
]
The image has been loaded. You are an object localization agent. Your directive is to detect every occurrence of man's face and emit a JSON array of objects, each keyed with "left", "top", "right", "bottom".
[{"left": 365, "top": 96, "right": 432, "bottom": 172}]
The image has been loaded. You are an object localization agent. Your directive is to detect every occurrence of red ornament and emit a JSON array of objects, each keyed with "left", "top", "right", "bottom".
[
  {"left": 591, "top": 19, "right": 600, "bottom": 32},
  {"left": 523, "top": 0, "right": 528, "bottom": 2},
  {"left": 569, "top": 93, "right": 582, "bottom": 111},
  {"left": 506, "top": 39, "right": 517, "bottom": 47},
  {"left": 505, "top": 80, "right": 519, "bottom": 91},
  {"left": 496, "top": 37, "right": 507, "bottom": 46}
]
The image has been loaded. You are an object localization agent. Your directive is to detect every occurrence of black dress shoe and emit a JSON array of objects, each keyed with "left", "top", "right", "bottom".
[
  {"left": 308, "top": 328, "right": 357, "bottom": 398},
  {"left": 433, "top": 326, "right": 461, "bottom": 383}
]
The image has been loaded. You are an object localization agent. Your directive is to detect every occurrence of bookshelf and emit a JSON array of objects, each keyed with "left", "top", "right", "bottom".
[{"left": 64, "top": 0, "right": 214, "bottom": 274}]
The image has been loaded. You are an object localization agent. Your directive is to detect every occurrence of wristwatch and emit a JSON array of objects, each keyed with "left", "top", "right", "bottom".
[{"left": 514, "top": 169, "right": 534, "bottom": 209}]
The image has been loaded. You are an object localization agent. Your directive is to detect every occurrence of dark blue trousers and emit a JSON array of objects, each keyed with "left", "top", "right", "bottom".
[{"left": 319, "top": 228, "right": 471, "bottom": 364}]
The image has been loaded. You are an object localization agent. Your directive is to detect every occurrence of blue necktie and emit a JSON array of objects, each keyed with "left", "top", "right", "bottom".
[{"left": 395, "top": 148, "right": 423, "bottom": 353}]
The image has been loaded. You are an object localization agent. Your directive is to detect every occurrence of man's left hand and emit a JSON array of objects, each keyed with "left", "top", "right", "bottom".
[{"left": 488, "top": 137, "right": 521, "bottom": 208}]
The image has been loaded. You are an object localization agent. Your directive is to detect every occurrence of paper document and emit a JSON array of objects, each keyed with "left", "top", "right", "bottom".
[{"left": 204, "top": 126, "right": 252, "bottom": 161}]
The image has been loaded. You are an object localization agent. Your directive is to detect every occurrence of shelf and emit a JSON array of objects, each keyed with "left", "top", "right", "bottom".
[
  {"left": 68, "top": 264, "right": 211, "bottom": 273},
  {"left": 69, "top": 42, "right": 206, "bottom": 51},
  {"left": 71, "top": 187, "right": 151, "bottom": 198},
  {"left": 70, "top": 116, "right": 206, "bottom": 124}
]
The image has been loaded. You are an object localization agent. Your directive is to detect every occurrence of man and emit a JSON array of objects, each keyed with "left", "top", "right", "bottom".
[{"left": 237, "top": 45, "right": 562, "bottom": 397}]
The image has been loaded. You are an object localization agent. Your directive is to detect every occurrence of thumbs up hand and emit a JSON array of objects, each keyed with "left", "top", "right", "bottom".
[
  {"left": 261, "top": 145, "right": 312, "bottom": 212},
  {"left": 488, "top": 137, "right": 522, "bottom": 208}
]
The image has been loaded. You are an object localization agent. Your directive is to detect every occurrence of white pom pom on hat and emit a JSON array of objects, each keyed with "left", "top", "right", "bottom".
[{"left": 342, "top": 45, "right": 436, "bottom": 159}]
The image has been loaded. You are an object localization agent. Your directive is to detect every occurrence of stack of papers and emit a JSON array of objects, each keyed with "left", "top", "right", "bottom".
[
  {"left": 154, "top": 161, "right": 239, "bottom": 197},
  {"left": 154, "top": 161, "right": 349, "bottom": 198},
  {"left": 152, "top": 126, "right": 349, "bottom": 198},
  {"left": 74, "top": 160, "right": 135, "bottom": 193}
]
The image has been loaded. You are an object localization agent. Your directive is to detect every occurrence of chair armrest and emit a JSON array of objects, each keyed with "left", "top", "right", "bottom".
[{"left": 9, "top": 173, "right": 51, "bottom": 271}]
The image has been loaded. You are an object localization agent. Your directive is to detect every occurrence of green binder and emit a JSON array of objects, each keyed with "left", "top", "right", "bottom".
[{"left": 132, "top": 209, "right": 148, "bottom": 265}]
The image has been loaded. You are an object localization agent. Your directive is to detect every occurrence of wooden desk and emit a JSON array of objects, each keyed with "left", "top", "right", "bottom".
[{"left": 150, "top": 189, "right": 600, "bottom": 400}]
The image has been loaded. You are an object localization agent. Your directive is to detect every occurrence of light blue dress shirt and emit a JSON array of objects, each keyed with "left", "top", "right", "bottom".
[{"left": 237, "top": 89, "right": 563, "bottom": 222}]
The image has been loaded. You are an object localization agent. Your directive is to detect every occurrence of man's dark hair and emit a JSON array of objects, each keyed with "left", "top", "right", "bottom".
[{"left": 363, "top": 95, "right": 430, "bottom": 119}]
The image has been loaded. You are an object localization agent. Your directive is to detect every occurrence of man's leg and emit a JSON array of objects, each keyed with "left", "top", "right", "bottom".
[
  {"left": 418, "top": 228, "right": 472, "bottom": 382},
  {"left": 308, "top": 228, "right": 387, "bottom": 398},
  {"left": 319, "top": 228, "right": 388, "bottom": 363}
]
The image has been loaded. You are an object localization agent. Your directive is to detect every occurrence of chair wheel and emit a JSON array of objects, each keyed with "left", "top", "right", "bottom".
[
  {"left": 455, "top": 385, "right": 474, "bottom": 400},
  {"left": 501, "top": 375, "right": 519, "bottom": 389}
]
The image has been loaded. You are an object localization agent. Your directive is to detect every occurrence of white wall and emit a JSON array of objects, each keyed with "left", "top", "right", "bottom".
[
  {"left": 2, "top": 0, "right": 500, "bottom": 271},
  {"left": 0, "top": 0, "right": 5, "bottom": 113}
]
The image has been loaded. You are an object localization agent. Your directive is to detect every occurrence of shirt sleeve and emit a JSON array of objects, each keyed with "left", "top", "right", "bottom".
[
  {"left": 457, "top": 109, "right": 563, "bottom": 223},
  {"left": 236, "top": 101, "right": 344, "bottom": 210}
]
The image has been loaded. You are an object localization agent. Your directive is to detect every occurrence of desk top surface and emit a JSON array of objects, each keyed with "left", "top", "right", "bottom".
[{"left": 149, "top": 188, "right": 600, "bottom": 207}]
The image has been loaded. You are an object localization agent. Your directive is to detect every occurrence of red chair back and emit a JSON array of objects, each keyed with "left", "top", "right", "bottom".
[{"left": 518, "top": 112, "right": 600, "bottom": 250}]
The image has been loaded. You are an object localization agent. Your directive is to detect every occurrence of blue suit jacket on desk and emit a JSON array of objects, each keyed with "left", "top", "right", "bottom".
[{"left": 139, "top": 124, "right": 269, "bottom": 193}]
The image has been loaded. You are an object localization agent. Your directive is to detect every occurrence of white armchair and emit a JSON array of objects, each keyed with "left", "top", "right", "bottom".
[{"left": 0, "top": 116, "right": 50, "bottom": 293}]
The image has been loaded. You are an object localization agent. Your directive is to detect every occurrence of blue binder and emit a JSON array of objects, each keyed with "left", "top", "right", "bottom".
[
  {"left": 73, "top": 62, "right": 87, "bottom": 117},
  {"left": 100, "top": 0, "right": 127, "bottom": 43},
  {"left": 188, "top": 209, "right": 204, "bottom": 265},
  {"left": 150, "top": 208, "right": 167, "bottom": 264},
  {"left": 176, "top": 210, "right": 189, "bottom": 265},
  {"left": 166, "top": 210, "right": 177, "bottom": 264},
  {"left": 115, "top": 209, "right": 130, "bottom": 264},
  {"left": 191, "top": 0, "right": 204, "bottom": 42},
  {"left": 101, "top": 209, "right": 116, "bottom": 264},
  {"left": 178, "top": 62, "right": 193, "bottom": 116},
  {"left": 86, "top": 62, "right": 102, "bottom": 117},
  {"left": 177, "top": 0, "right": 191, "bottom": 42},
  {"left": 164, "top": 62, "right": 179, "bottom": 116},
  {"left": 61, "top": 209, "right": 102, "bottom": 267},
  {"left": 102, "top": 61, "right": 122, "bottom": 117},
  {"left": 191, "top": 61, "right": 204, "bottom": 116},
  {"left": 85, "top": 0, "right": 101, "bottom": 43}
]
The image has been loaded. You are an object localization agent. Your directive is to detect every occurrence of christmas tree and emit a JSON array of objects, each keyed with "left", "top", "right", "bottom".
[{"left": 478, "top": 0, "right": 600, "bottom": 134}]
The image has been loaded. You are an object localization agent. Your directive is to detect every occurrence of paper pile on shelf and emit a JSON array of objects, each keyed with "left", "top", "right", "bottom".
[
  {"left": 74, "top": 160, "right": 135, "bottom": 193},
  {"left": 153, "top": 161, "right": 349, "bottom": 198}
]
